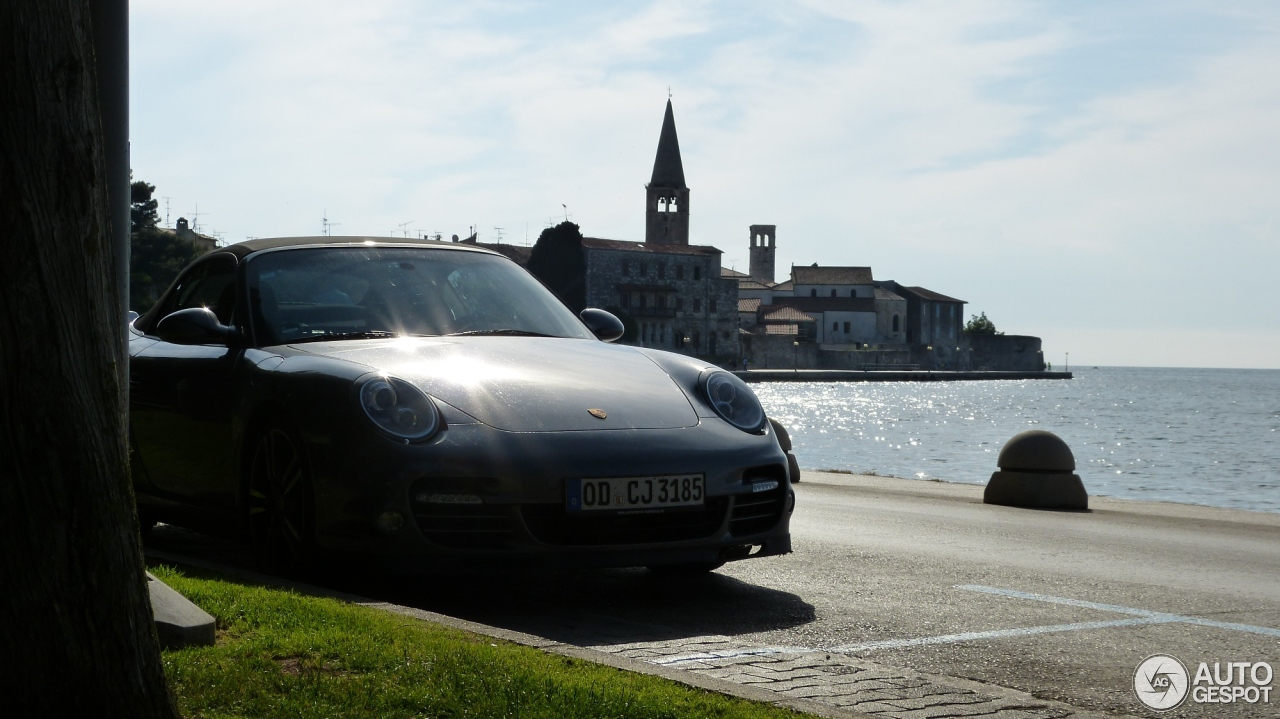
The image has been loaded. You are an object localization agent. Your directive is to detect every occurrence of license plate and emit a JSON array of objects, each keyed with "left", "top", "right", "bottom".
[{"left": 566, "top": 475, "right": 705, "bottom": 512}]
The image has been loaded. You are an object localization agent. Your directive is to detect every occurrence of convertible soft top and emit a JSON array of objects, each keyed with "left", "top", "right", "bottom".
[{"left": 219, "top": 236, "right": 502, "bottom": 261}]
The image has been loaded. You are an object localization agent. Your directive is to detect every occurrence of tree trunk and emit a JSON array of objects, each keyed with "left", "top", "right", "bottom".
[{"left": 0, "top": 2, "right": 178, "bottom": 715}]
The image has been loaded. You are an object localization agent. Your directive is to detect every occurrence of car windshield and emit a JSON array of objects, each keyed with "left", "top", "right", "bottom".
[{"left": 245, "top": 246, "right": 592, "bottom": 345}]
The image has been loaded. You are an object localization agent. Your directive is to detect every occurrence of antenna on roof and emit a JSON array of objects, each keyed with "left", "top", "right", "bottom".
[
  {"left": 162, "top": 196, "right": 171, "bottom": 228},
  {"left": 190, "top": 203, "right": 206, "bottom": 233},
  {"left": 396, "top": 221, "right": 414, "bottom": 238},
  {"left": 322, "top": 209, "right": 340, "bottom": 236},
  {"left": 493, "top": 227, "right": 505, "bottom": 242}
]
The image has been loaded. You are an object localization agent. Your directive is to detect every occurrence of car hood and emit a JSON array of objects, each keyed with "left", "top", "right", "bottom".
[{"left": 290, "top": 336, "right": 699, "bottom": 432}]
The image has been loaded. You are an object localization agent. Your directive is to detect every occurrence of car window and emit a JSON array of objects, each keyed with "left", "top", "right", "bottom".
[
  {"left": 148, "top": 255, "right": 239, "bottom": 329},
  {"left": 246, "top": 247, "right": 591, "bottom": 345}
]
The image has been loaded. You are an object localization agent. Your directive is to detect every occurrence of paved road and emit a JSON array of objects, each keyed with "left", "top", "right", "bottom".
[{"left": 146, "top": 472, "right": 1280, "bottom": 718}]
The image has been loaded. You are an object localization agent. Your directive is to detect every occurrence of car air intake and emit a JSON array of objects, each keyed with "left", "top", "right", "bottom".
[
  {"left": 730, "top": 465, "right": 788, "bottom": 537},
  {"left": 409, "top": 480, "right": 515, "bottom": 550}
]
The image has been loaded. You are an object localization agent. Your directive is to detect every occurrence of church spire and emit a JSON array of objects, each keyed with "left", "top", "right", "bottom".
[
  {"left": 645, "top": 99, "right": 690, "bottom": 245},
  {"left": 649, "top": 99, "right": 686, "bottom": 188}
]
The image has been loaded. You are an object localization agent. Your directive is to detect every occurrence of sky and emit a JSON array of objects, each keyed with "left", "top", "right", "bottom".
[{"left": 129, "top": 0, "right": 1280, "bottom": 369}]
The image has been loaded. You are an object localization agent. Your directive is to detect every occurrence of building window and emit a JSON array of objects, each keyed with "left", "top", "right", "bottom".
[
  {"left": 657, "top": 263, "right": 665, "bottom": 279},
  {"left": 830, "top": 289, "right": 837, "bottom": 297},
  {"left": 640, "top": 295, "right": 647, "bottom": 309},
  {"left": 621, "top": 293, "right": 630, "bottom": 308},
  {"left": 693, "top": 298, "right": 702, "bottom": 312},
  {"left": 851, "top": 289, "right": 857, "bottom": 297},
  {"left": 676, "top": 265, "right": 684, "bottom": 280},
  {"left": 832, "top": 322, "right": 838, "bottom": 332},
  {"left": 621, "top": 261, "right": 629, "bottom": 276},
  {"left": 675, "top": 297, "right": 683, "bottom": 310},
  {"left": 693, "top": 266, "right": 701, "bottom": 280},
  {"left": 639, "top": 263, "right": 647, "bottom": 277},
  {"left": 709, "top": 299, "right": 717, "bottom": 313},
  {"left": 693, "top": 330, "right": 701, "bottom": 348},
  {"left": 843, "top": 322, "right": 850, "bottom": 333},
  {"left": 892, "top": 315, "right": 900, "bottom": 332},
  {"left": 657, "top": 295, "right": 665, "bottom": 309},
  {"left": 810, "top": 289, "right": 817, "bottom": 297}
]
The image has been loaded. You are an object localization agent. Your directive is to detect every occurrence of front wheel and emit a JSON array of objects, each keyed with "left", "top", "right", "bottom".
[{"left": 247, "top": 423, "right": 313, "bottom": 576}]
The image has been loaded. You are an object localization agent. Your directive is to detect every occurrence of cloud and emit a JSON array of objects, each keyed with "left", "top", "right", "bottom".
[{"left": 129, "top": 0, "right": 1280, "bottom": 366}]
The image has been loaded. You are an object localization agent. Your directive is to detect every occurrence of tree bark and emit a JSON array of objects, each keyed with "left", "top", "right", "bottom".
[{"left": 0, "top": 2, "right": 178, "bottom": 715}]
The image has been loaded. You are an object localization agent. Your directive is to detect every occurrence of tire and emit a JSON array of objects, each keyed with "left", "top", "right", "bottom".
[{"left": 247, "top": 422, "right": 314, "bottom": 576}]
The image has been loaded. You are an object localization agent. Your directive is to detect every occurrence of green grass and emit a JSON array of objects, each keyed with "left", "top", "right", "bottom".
[{"left": 152, "top": 566, "right": 809, "bottom": 719}]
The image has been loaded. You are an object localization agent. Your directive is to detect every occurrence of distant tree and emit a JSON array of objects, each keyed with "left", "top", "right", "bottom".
[
  {"left": 130, "top": 179, "right": 200, "bottom": 313},
  {"left": 0, "top": 2, "right": 178, "bottom": 715},
  {"left": 527, "top": 221, "right": 587, "bottom": 313},
  {"left": 130, "top": 179, "right": 159, "bottom": 233},
  {"left": 964, "top": 312, "right": 1003, "bottom": 336}
]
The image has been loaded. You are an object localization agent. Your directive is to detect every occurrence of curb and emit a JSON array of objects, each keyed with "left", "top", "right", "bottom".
[{"left": 145, "top": 549, "right": 872, "bottom": 719}]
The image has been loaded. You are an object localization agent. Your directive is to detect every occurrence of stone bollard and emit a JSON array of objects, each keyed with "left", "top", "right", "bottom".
[{"left": 983, "top": 430, "right": 1088, "bottom": 510}]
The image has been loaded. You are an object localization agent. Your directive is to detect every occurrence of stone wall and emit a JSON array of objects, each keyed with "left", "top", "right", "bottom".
[
  {"left": 585, "top": 246, "right": 738, "bottom": 359},
  {"left": 965, "top": 333, "right": 1045, "bottom": 371},
  {"left": 741, "top": 333, "right": 1045, "bottom": 371}
]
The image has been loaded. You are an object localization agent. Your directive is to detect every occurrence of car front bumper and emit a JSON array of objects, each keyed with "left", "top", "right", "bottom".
[{"left": 304, "top": 416, "right": 794, "bottom": 572}]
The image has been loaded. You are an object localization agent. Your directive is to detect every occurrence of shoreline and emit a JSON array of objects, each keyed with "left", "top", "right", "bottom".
[
  {"left": 807, "top": 468, "right": 1280, "bottom": 520},
  {"left": 736, "top": 369, "right": 1072, "bottom": 382}
]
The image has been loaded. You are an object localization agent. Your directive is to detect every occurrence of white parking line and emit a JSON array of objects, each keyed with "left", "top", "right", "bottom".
[
  {"left": 829, "top": 617, "right": 1173, "bottom": 653},
  {"left": 653, "top": 585, "right": 1280, "bottom": 665},
  {"left": 652, "top": 646, "right": 811, "bottom": 666},
  {"left": 958, "top": 585, "right": 1280, "bottom": 639}
]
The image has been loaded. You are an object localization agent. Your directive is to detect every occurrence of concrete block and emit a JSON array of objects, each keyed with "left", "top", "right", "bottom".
[
  {"left": 147, "top": 572, "right": 215, "bottom": 649},
  {"left": 984, "top": 471, "right": 1088, "bottom": 510},
  {"left": 984, "top": 430, "right": 1088, "bottom": 510}
]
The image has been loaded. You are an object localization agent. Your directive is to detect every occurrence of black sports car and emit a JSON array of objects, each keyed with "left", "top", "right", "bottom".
[{"left": 129, "top": 236, "right": 795, "bottom": 574}]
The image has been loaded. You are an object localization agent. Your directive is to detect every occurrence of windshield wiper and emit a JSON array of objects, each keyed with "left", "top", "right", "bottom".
[
  {"left": 446, "top": 329, "right": 555, "bottom": 338},
  {"left": 290, "top": 330, "right": 400, "bottom": 343}
]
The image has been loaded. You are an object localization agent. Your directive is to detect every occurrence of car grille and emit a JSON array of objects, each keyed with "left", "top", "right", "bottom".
[
  {"left": 521, "top": 498, "right": 729, "bottom": 546},
  {"left": 729, "top": 465, "right": 788, "bottom": 537}
]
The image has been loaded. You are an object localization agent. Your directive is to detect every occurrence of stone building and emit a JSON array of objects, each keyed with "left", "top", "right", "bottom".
[
  {"left": 581, "top": 237, "right": 737, "bottom": 356},
  {"left": 170, "top": 216, "right": 217, "bottom": 253}
]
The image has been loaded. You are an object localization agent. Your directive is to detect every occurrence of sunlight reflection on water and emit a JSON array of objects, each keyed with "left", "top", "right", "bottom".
[{"left": 753, "top": 366, "right": 1280, "bottom": 513}]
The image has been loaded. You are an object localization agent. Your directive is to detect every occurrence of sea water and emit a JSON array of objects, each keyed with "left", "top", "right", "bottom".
[{"left": 753, "top": 366, "right": 1280, "bottom": 514}]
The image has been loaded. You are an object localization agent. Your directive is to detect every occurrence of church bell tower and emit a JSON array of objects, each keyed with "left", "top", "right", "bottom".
[
  {"left": 645, "top": 100, "right": 690, "bottom": 246},
  {"left": 748, "top": 224, "right": 776, "bottom": 284}
]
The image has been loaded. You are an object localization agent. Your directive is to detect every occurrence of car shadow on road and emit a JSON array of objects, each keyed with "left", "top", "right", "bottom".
[
  {"left": 145, "top": 525, "right": 814, "bottom": 647},
  {"left": 369, "top": 568, "right": 816, "bottom": 647}
]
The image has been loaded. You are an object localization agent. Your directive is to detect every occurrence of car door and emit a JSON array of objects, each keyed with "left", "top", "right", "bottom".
[{"left": 130, "top": 253, "right": 245, "bottom": 509}]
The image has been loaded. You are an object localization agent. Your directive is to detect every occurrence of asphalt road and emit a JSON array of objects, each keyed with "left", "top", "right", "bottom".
[{"left": 146, "top": 471, "right": 1280, "bottom": 718}]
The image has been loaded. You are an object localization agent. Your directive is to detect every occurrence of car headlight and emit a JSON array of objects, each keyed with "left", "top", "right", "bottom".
[
  {"left": 357, "top": 374, "right": 440, "bottom": 442},
  {"left": 700, "top": 370, "right": 766, "bottom": 433}
]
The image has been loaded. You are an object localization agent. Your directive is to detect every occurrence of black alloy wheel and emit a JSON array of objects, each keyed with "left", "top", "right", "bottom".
[{"left": 247, "top": 424, "right": 313, "bottom": 575}]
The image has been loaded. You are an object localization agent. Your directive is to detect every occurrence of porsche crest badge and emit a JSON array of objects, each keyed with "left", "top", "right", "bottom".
[{"left": 587, "top": 408, "right": 607, "bottom": 419}]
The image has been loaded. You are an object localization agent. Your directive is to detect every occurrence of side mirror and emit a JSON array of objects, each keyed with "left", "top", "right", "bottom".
[
  {"left": 155, "top": 307, "right": 238, "bottom": 345},
  {"left": 580, "top": 308, "right": 624, "bottom": 343}
]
